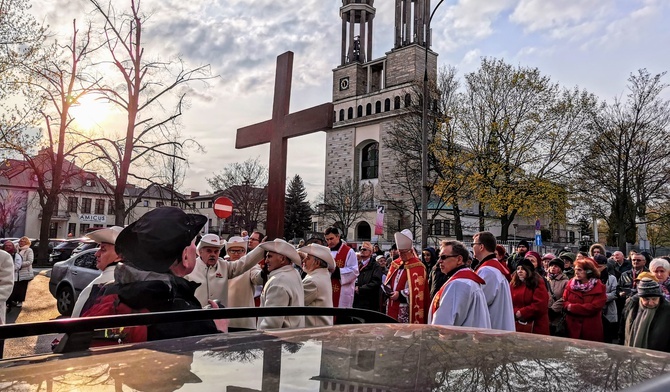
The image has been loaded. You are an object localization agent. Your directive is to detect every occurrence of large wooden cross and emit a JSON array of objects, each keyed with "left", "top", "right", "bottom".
[{"left": 236, "top": 51, "right": 333, "bottom": 240}]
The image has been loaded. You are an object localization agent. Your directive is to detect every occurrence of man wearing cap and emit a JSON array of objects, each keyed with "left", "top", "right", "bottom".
[
  {"left": 299, "top": 243, "right": 335, "bottom": 327},
  {"left": 383, "top": 229, "right": 428, "bottom": 324},
  {"left": 429, "top": 240, "right": 490, "bottom": 328},
  {"left": 257, "top": 239, "right": 305, "bottom": 329},
  {"left": 472, "top": 231, "right": 515, "bottom": 331},
  {"left": 620, "top": 278, "right": 670, "bottom": 352},
  {"left": 324, "top": 227, "right": 359, "bottom": 309},
  {"left": 185, "top": 234, "right": 265, "bottom": 311},
  {"left": 508, "top": 240, "right": 530, "bottom": 271},
  {"left": 353, "top": 241, "right": 382, "bottom": 313},
  {"left": 560, "top": 252, "right": 576, "bottom": 279},
  {"left": 546, "top": 257, "right": 569, "bottom": 334},
  {"left": 226, "top": 236, "right": 265, "bottom": 329},
  {"left": 71, "top": 226, "right": 124, "bottom": 318},
  {"left": 81, "top": 207, "right": 219, "bottom": 343}
]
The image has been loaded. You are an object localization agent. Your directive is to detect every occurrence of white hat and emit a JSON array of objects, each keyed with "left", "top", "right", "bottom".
[
  {"left": 394, "top": 229, "right": 413, "bottom": 250},
  {"left": 298, "top": 244, "right": 335, "bottom": 271},
  {"left": 86, "top": 226, "right": 124, "bottom": 245},
  {"left": 197, "top": 234, "right": 225, "bottom": 251},
  {"left": 225, "top": 236, "right": 248, "bottom": 252},
  {"left": 259, "top": 238, "right": 301, "bottom": 266}
]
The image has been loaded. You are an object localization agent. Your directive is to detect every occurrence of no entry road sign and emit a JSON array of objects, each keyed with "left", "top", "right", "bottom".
[{"left": 213, "top": 197, "right": 233, "bottom": 219}]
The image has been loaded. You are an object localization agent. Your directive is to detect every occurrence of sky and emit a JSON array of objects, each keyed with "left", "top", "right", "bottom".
[{"left": 31, "top": 0, "right": 670, "bottom": 201}]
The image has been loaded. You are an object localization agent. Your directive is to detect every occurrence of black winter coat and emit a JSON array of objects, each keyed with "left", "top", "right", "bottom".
[{"left": 353, "top": 259, "right": 383, "bottom": 312}]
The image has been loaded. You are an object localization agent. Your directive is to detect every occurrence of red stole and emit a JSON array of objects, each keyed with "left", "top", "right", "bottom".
[
  {"left": 477, "top": 255, "right": 512, "bottom": 282},
  {"left": 431, "top": 268, "right": 486, "bottom": 318},
  {"left": 384, "top": 257, "right": 428, "bottom": 324},
  {"left": 331, "top": 243, "right": 351, "bottom": 307}
]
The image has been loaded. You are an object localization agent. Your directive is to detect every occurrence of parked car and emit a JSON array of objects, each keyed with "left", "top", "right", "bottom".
[
  {"left": 49, "top": 239, "right": 87, "bottom": 264},
  {"left": 1, "top": 321, "right": 670, "bottom": 390},
  {"left": 71, "top": 239, "right": 98, "bottom": 256},
  {"left": 48, "top": 248, "right": 100, "bottom": 316}
]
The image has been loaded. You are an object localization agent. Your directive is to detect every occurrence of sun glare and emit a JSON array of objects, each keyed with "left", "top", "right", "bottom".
[{"left": 69, "top": 95, "right": 111, "bottom": 131}]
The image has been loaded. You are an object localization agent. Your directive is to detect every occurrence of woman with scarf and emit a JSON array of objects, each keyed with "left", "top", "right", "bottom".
[
  {"left": 649, "top": 258, "right": 670, "bottom": 301},
  {"left": 620, "top": 278, "right": 670, "bottom": 352},
  {"left": 562, "top": 258, "right": 607, "bottom": 342},
  {"left": 10, "top": 237, "right": 35, "bottom": 308},
  {"left": 510, "top": 258, "right": 550, "bottom": 335}
]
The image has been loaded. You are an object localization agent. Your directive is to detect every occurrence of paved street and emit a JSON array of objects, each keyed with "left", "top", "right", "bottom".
[{"left": 3, "top": 269, "right": 62, "bottom": 359}]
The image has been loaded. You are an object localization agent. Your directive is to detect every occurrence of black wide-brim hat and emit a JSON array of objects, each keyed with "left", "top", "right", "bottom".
[{"left": 115, "top": 206, "right": 207, "bottom": 273}]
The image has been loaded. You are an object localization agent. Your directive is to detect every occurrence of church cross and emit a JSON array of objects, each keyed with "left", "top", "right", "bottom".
[{"left": 236, "top": 51, "right": 333, "bottom": 240}]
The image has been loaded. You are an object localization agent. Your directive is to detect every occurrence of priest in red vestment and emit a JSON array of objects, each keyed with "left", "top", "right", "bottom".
[{"left": 383, "top": 229, "right": 428, "bottom": 324}]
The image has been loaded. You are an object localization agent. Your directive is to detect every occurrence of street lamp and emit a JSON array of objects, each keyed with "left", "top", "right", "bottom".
[{"left": 421, "top": 0, "right": 446, "bottom": 249}]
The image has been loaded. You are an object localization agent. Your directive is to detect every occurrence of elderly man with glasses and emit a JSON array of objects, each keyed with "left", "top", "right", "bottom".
[
  {"left": 429, "top": 240, "right": 490, "bottom": 328},
  {"left": 353, "top": 242, "right": 383, "bottom": 313},
  {"left": 617, "top": 250, "right": 650, "bottom": 302}
]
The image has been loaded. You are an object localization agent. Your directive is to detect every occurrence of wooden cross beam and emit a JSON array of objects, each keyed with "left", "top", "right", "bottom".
[{"left": 236, "top": 51, "right": 333, "bottom": 240}]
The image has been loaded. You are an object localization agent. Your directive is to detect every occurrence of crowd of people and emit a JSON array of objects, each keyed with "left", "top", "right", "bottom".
[{"left": 4, "top": 206, "right": 670, "bottom": 355}]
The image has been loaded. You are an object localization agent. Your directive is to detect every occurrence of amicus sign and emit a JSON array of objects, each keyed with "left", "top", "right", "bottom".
[{"left": 79, "top": 214, "right": 107, "bottom": 223}]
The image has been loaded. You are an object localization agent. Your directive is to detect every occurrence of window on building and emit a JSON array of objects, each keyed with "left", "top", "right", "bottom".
[
  {"left": 361, "top": 142, "right": 379, "bottom": 180},
  {"left": 208, "top": 201, "right": 213, "bottom": 208},
  {"left": 384, "top": 98, "right": 391, "bottom": 111},
  {"left": 143, "top": 200, "right": 149, "bottom": 207},
  {"left": 445, "top": 220, "right": 451, "bottom": 237},
  {"left": 366, "top": 103, "right": 372, "bottom": 115},
  {"left": 339, "top": 109, "right": 345, "bottom": 121},
  {"left": 569, "top": 231, "right": 575, "bottom": 243},
  {"left": 156, "top": 202, "right": 164, "bottom": 208},
  {"left": 348, "top": 107, "right": 354, "bottom": 119},
  {"left": 67, "top": 197, "right": 78, "bottom": 213},
  {"left": 375, "top": 101, "right": 381, "bottom": 113},
  {"left": 405, "top": 94, "right": 412, "bottom": 107},
  {"left": 431, "top": 220, "right": 442, "bottom": 236},
  {"left": 107, "top": 202, "right": 115, "bottom": 216},
  {"left": 357, "top": 105, "right": 363, "bottom": 117},
  {"left": 85, "top": 179, "right": 94, "bottom": 187},
  {"left": 95, "top": 199, "right": 105, "bottom": 215},
  {"left": 80, "top": 224, "right": 90, "bottom": 236},
  {"left": 81, "top": 198, "right": 92, "bottom": 213},
  {"left": 312, "top": 222, "right": 318, "bottom": 232},
  {"left": 394, "top": 96, "right": 401, "bottom": 109},
  {"left": 49, "top": 222, "right": 58, "bottom": 238},
  {"left": 68, "top": 223, "right": 77, "bottom": 237},
  {"left": 200, "top": 201, "right": 205, "bottom": 209}
]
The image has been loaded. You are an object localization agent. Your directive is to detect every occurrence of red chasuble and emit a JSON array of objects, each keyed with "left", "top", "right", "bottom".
[
  {"left": 331, "top": 243, "right": 352, "bottom": 308},
  {"left": 384, "top": 256, "right": 428, "bottom": 324},
  {"left": 430, "top": 268, "right": 486, "bottom": 318}
]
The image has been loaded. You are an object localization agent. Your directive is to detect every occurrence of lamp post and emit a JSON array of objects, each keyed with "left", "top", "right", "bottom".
[{"left": 421, "top": 0, "right": 446, "bottom": 250}]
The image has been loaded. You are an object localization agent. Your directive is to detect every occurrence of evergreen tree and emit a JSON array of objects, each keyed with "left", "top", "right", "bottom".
[{"left": 284, "top": 175, "right": 312, "bottom": 240}]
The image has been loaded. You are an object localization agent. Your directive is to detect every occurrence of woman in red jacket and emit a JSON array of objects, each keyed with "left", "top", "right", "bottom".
[
  {"left": 563, "top": 258, "right": 607, "bottom": 342},
  {"left": 510, "top": 258, "right": 550, "bottom": 335}
]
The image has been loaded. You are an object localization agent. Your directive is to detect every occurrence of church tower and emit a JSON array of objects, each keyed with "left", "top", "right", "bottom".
[{"left": 324, "top": 0, "right": 438, "bottom": 242}]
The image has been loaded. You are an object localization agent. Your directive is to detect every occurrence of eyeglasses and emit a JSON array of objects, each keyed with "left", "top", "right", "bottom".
[
  {"left": 632, "top": 258, "right": 646, "bottom": 262},
  {"left": 249, "top": 237, "right": 260, "bottom": 242},
  {"left": 228, "top": 249, "right": 246, "bottom": 254},
  {"left": 361, "top": 248, "right": 371, "bottom": 252},
  {"left": 439, "top": 254, "right": 459, "bottom": 260}
]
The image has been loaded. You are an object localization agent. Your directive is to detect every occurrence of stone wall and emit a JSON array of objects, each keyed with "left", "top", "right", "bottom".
[{"left": 385, "top": 44, "right": 437, "bottom": 88}]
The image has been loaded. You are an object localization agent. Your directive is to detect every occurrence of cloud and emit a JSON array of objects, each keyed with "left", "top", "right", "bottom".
[{"left": 510, "top": 0, "right": 610, "bottom": 35}]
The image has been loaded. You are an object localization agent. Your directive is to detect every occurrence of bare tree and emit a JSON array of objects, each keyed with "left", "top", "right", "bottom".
[
  {"left": 576, "top": 69, "right": 670, "bottom": 250},
  {"left": 383, "top": 66, "right": 467, "bottom": 241},
  {"left": 86, "top": 0, "right": 213, "bottom": 225},
  {"left": 0, "top": 189, "right": 27, "bottom": 237},
  {"left": 1, "top": 20, "right": 101, "bottom": 261},
  {"left": 318, "top": 179, "right": 373, "bottom": 240},
  {"left": 207, "top": 158, "right": 268, "bottom": 233}
]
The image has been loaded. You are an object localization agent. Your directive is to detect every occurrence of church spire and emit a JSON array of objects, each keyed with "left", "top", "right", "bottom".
[
  {"left": 339, "top": 0, "right": 376, "bottom": 66},
  {"left": 394, "top": 0, "right": 431, "bottom": 49}
]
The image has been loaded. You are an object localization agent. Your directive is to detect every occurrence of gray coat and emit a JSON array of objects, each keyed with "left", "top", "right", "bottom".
[{"left": 603, "top": 274, "right": 618, "bottom": 323}]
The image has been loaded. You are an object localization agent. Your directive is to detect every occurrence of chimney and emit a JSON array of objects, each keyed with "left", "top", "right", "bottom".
[{"left": 190, "top": 191, "right": 200, "bottom": 198}]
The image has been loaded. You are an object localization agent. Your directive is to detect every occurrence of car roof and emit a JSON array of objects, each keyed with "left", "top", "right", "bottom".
[{"left": 1, "top": 324, "right": 670, "bottom": 391}]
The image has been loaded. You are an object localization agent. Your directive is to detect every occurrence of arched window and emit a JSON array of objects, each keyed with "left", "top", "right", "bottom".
[
  {"left": 404, "top": 94, "right": 412, "bottom": 108},
  {"left": 361, "top": 142, "right": 379, "bottom": 180},
  {"left": 366, "top": 103, "right": 372, "bottom": 115},
  {"left": 339, "top": 109, "right": 345, "bottom": 122},
  {"left": 394, "top": 96, "right": 401, "bottom": 109},
  {"left": 356, "top": 221, "right": 372, "bottom": 241},
  {"left": 357, "top": 105, "right": 363, "bottom": 117},
  {"left": 375, "top": 101, "right": 381, "bottom": 114},
  {"left": 384, "top": 98, "right": 391, "bottom": 112},
  {"left": 348, "top": 107, "right": 354, "bottom": 119}
]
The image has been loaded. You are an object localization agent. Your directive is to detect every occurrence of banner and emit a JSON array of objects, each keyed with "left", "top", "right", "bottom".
[{"left": 375, "top": 205, "right": 385, "bottom": 235}]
